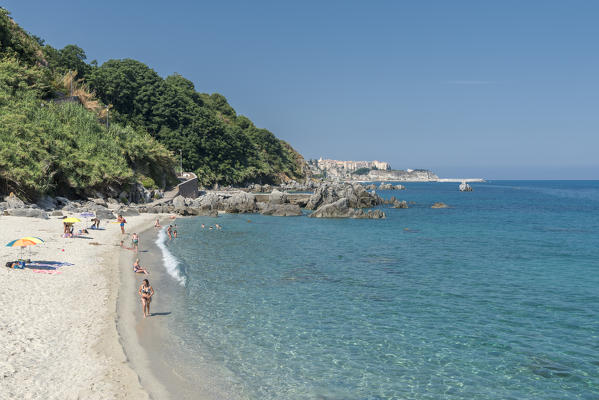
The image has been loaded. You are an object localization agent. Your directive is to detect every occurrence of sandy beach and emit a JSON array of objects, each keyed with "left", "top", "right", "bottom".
[{"left": 0, "top": 214, "right": 159, "bottom": 399}]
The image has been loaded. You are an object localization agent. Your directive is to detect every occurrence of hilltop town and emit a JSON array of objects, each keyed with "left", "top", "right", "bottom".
[{"left": 307, "top": 158, "right": 440, "bottom": 182}]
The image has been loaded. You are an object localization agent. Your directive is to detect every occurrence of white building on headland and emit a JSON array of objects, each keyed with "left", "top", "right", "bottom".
[{"left": 316, "top": 158, "right": 391, "bottom": 173}]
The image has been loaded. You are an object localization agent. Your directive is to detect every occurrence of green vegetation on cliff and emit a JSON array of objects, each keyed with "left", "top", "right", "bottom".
[
  {"left": 0, "top": 8, "right": 176, "bottom": 200},
  {"left": 0, "top": 7, "right": 306, "bottom": 197}
]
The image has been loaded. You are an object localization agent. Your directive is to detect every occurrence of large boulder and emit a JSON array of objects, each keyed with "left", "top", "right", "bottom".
[
  {"left": 309, "top": 198, "right": 386, "bottom": 219},
  {"left": 223, "top": 192, "right": 256, "bottom": 213},
  {"left": 95, "top": 209, "right": 116, "bottom": 220},
  {"left": 364, "top": 184, "right": 377, "bottom": 191},
  {"left": 6, "top": 208, "right": 48, "bottom": 219},
  {"left": 268, "top": 189, "right": 288, "bottom": 205},
  {"left": 172, "top": 195, "right": 186, "bottom": 210},
  {"left": 259, "top": 203, "right": 302, "bottom": 217},
  {"left": 378, "top": 183, "right": 394, "bottom": 190},
  {"left": 431, "top": 202, "right": 449, "bottom": 209},
  {"left": 191, "top": 193, "right": 222, "bottom": 211},
  {"left": 36, "top": 195, "right": 56, "bottom": 210},
  {"left": 5, "top": 195, "right": 25, "bottom": 209},
  {"left": 305, "top": 183, "right": 382, "bottom": 210},
  {"left": 392, "top": 200, "right": 408, "bottom": 209},
  {"left": 120, "top": 207, "right": 140, "bottom": 217},
  {"left": 394, "top": 184, "right": 406, "bottom": 190}
]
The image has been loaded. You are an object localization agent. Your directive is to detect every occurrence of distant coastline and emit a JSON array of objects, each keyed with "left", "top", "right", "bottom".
[{"left": 308, "top": 158, "right": 484, "bottom": 183}]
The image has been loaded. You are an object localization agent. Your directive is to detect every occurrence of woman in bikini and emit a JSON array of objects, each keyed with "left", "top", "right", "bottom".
[
  {"left": 133, "top": 258, "right": 149, "bottom": 275},
  {"left": 138, "top": 279, "right": 154, "bottom": 318}
]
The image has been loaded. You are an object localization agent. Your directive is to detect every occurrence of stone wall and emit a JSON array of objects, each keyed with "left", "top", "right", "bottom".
[{"left": 176, "top": 173, "right": 199, "bottom": 199}]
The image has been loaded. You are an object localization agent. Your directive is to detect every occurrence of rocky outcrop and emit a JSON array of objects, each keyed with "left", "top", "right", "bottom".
[
  {"left": 259, "top": 203, "right": 302, "bottom": 216},
  {"left": 378, "top": 183, "right": 405, "bottom": 190},
  {"left": 392, "top": 200, "right": 408, "bottom": 209},
  {"left": 364, "top": 184, "right": 377, "bottom": 191},
  {"left": 305, "top": 183, "right": 382, "bottom": 210},
  {"left": 5, "top": 195, "right": 25, "bottom": 209},
  {"left": 309, "top": 198, "right": 386, "bottom": 219},
  {"left": 222, "top": 192, "right": 256, "bottom": 213},
  {"left": 268, "top": 189, "right": 288, "bottom": 205},
  {"left": 172, "top": 195, "right": 186, "bottom": 210},
  {"left": 4, "top": 208, "right": 49, "bottom": 219},
  {"left": 95, "top": 209, "right": 116, "bottom": 219},
  {"left": 431, "top": 202, "right": 449, "bottom": 209}
]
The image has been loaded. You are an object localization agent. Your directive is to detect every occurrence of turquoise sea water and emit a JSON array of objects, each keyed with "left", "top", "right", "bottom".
[{"left": 155, "top": 181, "right": 599, "bottom": 399}]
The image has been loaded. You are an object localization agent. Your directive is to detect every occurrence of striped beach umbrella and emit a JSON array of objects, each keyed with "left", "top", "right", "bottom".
[{"left": 6, "top": 237, "right": 44, "bottom": 260}]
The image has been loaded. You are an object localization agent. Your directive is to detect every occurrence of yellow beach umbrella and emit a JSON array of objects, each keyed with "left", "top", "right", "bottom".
[{"left": 63, "top": 217, "right": 81, "bottom": 223}]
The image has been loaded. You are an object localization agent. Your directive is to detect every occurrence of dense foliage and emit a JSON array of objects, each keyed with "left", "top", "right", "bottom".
[
  {"left": 87, "top": 60, "right": 306, "bottom": 186},
  {"left": 0, "top": 7, "right": 306, "bottom": 199},
  {"left": 0, "top": 8, "right": 176, "bottom": 200}
]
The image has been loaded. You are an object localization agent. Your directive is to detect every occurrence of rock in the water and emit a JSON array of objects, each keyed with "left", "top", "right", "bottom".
[
  {"left": 378, "top": 183, "right": 394, "bottom": 190},
  {"left": 392, "top": 200, "right": 408, "bottom": 209},
  {"left": 309, "top": 198, "right": 386, "bottom": 219},
  {"left": 394, "top": 184, "right": 406, "bottom": 190},
  {"left": 223, "top": 192, "right": 256, "bottom": 213},
  {"left": 431, "top": 202, "right": 449, "bottom": 209},
  {"left": 364, "top": 184, "right": 377, "bottom": 191},
  {"left": 268, "top": 189, "right": 288, "bottom": 205},
  {"left": 260, "top": 203, "right": 302, "bottom": 216},
  {"left": 306, "top": 183, "right": 382, "bottom": 210},
  {"left": 6, "top": 208, "right": 48, "bottom": 219}
]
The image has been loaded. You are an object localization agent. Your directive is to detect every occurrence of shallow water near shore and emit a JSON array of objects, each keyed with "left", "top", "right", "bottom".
[{"left": 143, "top": 181, "right": 599, "bottom": 399}]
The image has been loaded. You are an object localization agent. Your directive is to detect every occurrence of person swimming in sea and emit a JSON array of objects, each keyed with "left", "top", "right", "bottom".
[
  {"left": 138, "top": 279, "right": 154, "bottom": 318},
  {"left": 133, "top": 258, "right": 149, "bottom": 275},
  {"left": 167, "top": 225, "right": 173, "bottom": 240},
  {"left": 201, "top": 224, "right": 205, "bottom": 229}
]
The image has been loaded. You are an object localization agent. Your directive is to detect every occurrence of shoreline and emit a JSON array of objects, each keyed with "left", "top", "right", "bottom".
[
  {"left": 0, "top": 214, "right": 156, "bottom": 399},
  {"left": 116, "top": 216, "right": 247, "bottom": 400}
]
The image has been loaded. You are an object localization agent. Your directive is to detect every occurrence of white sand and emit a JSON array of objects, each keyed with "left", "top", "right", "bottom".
[{"left": 0, "top": 214, "right": 159, "bottom": 399}]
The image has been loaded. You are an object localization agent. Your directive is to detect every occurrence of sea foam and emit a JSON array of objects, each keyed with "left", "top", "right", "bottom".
[{"left": 155, "top": 227, "right": 186, "bottom": 286}]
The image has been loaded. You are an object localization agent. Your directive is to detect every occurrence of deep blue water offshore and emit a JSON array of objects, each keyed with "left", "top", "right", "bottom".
[{"left": 155, "top": 181, "right": 599, "bottom": 399}]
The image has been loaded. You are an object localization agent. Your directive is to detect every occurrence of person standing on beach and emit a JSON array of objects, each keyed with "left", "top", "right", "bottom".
[
  {"left": 167, "top": 225, "right": 172, "bottom": 240},
  {"left": 118, "top": 215, "right": 126, "bottom": 234},
  {"left": 138, "top": 279, "right": 154, "bottom": 318},
  {"left": 131, "top": 233, "right": 139, "bottom": 252}
]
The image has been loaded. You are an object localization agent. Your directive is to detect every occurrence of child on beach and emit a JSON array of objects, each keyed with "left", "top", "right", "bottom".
[
  {"left": 131, "top": 233, "right": 139, "bottom": 252},
  {"left": 154, "top": 218, "right": 161, "bottom": 228}
]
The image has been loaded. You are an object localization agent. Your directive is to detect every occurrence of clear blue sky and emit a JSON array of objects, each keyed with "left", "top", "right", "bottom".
[{"left": 4, "top": 1, "right": 598, "bottom": 179}]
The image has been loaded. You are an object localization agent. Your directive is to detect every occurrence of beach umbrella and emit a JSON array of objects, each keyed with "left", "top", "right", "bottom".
[
  {"left": 63, "top": 217, "right": 81, "bottom": 223},
  {"left": 6, "top": 237, "right": 44, "bottom": 260}
]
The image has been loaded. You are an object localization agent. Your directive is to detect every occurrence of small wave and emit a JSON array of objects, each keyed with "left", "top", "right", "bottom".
[{"left": 155, "top": 228, "right": 187, "bottom": 286}]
